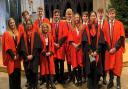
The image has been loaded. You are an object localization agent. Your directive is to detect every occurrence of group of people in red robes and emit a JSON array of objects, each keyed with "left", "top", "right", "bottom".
[{"left": 2, "top": 6, "right": 125, "bottom": 89}]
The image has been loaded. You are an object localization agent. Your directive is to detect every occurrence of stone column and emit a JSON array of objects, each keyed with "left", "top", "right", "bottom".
[{"left": 93, "top": 0, "right": 110, "bottom": 12}]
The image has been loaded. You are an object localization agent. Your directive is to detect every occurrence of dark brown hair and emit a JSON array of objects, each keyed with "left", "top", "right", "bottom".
[{"left": 22, "top": 10, "right": 29, "bottom": 16}]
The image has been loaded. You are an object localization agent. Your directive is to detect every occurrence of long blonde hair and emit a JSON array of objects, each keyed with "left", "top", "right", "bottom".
[
  {"left": 73, "top": 13, "right": 83, "bottom": 31},
  {"left": 7, "top": 18, "right": 18, "bottom": 36}
]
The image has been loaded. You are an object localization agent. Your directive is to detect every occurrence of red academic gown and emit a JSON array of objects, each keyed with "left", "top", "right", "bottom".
[
  {"left": 103, "top": 20, "right": 125, "bottom": 76},
  {"left": 40, "top": 33, "right": 55, "bottom": 75},
  {"left": 64, "top": 21, "right": 73, "bottom": 64},
  {"left": 51, "top": 20, "right": 68, "bottom": 60},
  {"left": 18, "top": 24, "right": 25, "bottom": 38},
  {"left": 68, "top": 27, "right": 83, "bottom": 69},
  {"left": 34, "top": 18, "right": 50, "bottom": 33},
  {"left": 2, "top": 31, "right": 21, "bottom": 75}
]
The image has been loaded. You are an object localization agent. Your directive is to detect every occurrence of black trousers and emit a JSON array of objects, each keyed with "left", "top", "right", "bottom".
[
  {"left": 9, "top": 68, "right": 21, "bottom": 89},
  {"left": 101, "top": 50, "right": 106, "bottom": 79},
  {"left": 73, "top": 66, "right": 82, "bottom": 82},
  {"left": 27, "top": 69, "right": 38, "bottom": 88},
  {"left": 67, "top": 64, "right": 72, "bottom": 78},
  {"left": 87, "top": 61, "right": 99, "bottom": 89},
  {"left": 54, "top": 59, "right": 64, "bottom": 82},
  {"left": 23, "top": 61, "right": 29, "bottom": 83}
]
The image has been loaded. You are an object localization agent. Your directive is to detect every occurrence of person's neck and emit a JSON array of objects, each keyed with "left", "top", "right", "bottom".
[
  {"left": 43, "top": 33, "right": 48, "bottom": 38},
  {"left": 67, "top": 18, "right": 71, "bottom": 22},
  {"left": 83, "top": 20, "right": 88, "bottom": 23},
  {"left": 75, "top": 23, "right": 80, "bottom": 28},
  {"left": 39, "top": 16, "right": 43, "bottom": 19}
]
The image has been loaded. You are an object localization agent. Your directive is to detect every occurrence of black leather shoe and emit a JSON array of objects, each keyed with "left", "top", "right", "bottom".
[
  {"left": 78, "top": 80, "right": 82, "bottom": 86},
  {"left": 103, "top": 79, "right": 107, "bottom": 85},
  {"left": 107, "top": 81, "right": 114, "bottom": 89},
  {"left": 46, "top": 83, "right": 50, "bottom": 89},
  {"left": 65, "top": 77, "right": 72, "bottom": 83},
  {"left": 50, "top": 83, "right": 56, "bottom": 89}
]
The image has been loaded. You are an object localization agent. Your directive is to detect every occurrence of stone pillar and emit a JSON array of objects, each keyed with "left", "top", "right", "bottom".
[
  {"left": 93, "top": 0, "right": 110, "bottom": 12},
  {"left": 93, "top": 0, "right": 104, "bottom": 12}
]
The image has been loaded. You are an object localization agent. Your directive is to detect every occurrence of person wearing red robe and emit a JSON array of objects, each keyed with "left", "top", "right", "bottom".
[
  {"left": 39, "top": 23, "right": 56, "bottom": 89},
  {"left": 51, "top": 9, "right": 68, "bottom": 84},
  {"left": 103, "top": 8, "right": 125, "bottom": 89},
  {"left": 34, "top": 6, "right": 50, "bottom": 33},
  {"left": 18, "top": 10, "right": 33, "bottom": 87},
  {"left": 64, "top": 8, "right": 74, "bottom": 83},
  {"left": 33, "top": 6, "right": 50, "bottom": 84},
  {"left": 20, "top": 20, "right": 42, "bottom": 89},
  {"left": 18, "top": 10, "right": 33, "bottom": 37},
  {"left": 97, "top": 8, "right": 107, "bottom": 84},
  {"left": 82, "top": 11, "right": 105, "bottom": 89},
  {"left": 68, "top": 13, "right": 83, "bottom": 86},
  {"left": 2, "top": 18, "right": 21, "bottom": 89}
]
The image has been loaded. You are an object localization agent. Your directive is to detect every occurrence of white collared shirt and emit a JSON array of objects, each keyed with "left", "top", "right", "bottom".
[
  {"left": 109, "top": 19, "right": 115, "bottom": 30},
  {"left": 83, "top": 21, "right": 88, "bottom": 25},
  {"left": 45, "top": 37, "right": 49, "bottom": 46},
  {"left": 98, "top": 19, "right": 104, "bottom": 28},
  {"left": 76, "top": 27, "right": 79, "bottom": 35}
]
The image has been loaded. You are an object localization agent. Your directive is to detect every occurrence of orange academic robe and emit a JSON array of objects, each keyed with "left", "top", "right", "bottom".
[
  {"left": 18, "top": 23, "right": 37, "bottom": 37},
  {"left": 40, "top": 33, "right": 55, "bottom": 75},
  {"left": 2, "top": 31, "right": 21, "bottom": 74},
  {"left": 51, "top": 20, "right": 68, "bottom": 60},
  {"left": 103, "top": 20, "right": 125, "bottom": 76},
  {"left": 34, "top": 18, "right": 50, "bottom": 33},
  {"left": 68, "top": 28, "right": 83, "bottom": 69},
  {"left": 64, "top": 21, "right": 73, "bottom": 64},
  {"left": 18, "top": 24, "right": 25, "bottom": 38}
]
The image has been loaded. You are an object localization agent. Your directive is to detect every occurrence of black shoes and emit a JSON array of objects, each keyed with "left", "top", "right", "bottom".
[
  {"left": 107, "top": 81, "right": 114, "bottom": 89},
  {"left": 103, "top": 79, "right": 107, "bottom": 85}
]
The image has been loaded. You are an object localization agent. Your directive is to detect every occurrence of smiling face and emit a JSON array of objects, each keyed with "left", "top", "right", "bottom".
[
  {"left": 23, "top": 12, "right": 30, "bottom": 22},
  {"left": 82, "top": 14, "right": 88, "bottom": 22},
  {"left": 98, "top": 12, "right": 104, "bottom": 20},
  {"left": 108, "top": 11, "right": 116, "bottom": 21},
  {"left": 38, "top": 9, "right": 44, "bottom": 18},
  {"left": 90, "top": 11, "right": 97, "bottom": 23},
  {"left": 42, "top": 24, "right": 49, "bottom": 34},
  {"left": 8, "top": 18, "right": 16, "bottom": 30},
  {"left": 53, "top": 12, "right": 60, "bottom": 22},
  {"left": 74, "top": 14, "right": 80, "bottom": 24},
  {"left": 26, "top": 20, "right": 32, "bottom": 31},
  {"left": 65, "top": 9, "right": 73, "bottom": 21}
]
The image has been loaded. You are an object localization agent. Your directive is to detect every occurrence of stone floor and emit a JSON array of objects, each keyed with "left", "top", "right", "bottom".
[
  {"left": 0, "top": 67, "right": 128, "bottom": 89},
  {"left": 0, "top": 39, "right": 128, "bottom": 89}
]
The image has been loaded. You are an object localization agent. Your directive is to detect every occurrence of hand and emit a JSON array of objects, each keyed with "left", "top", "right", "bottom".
[
  {"left": 54, "top": 43, "right": 60, "bottom": 48},
  {"left": 109, "top": 48, "right": 116, "bottom": 54},
  {"left": 46, "top": 52, "right": 51, "bottom": 56},
  {"left": 72, "top": 43, "right": 78, "bottom": 48},
  {"left": 14, "top": 56, "right": 17, "bottom": 60},
  {"left": 27, "top": 55, "right": 33, "bottom": 60}
]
